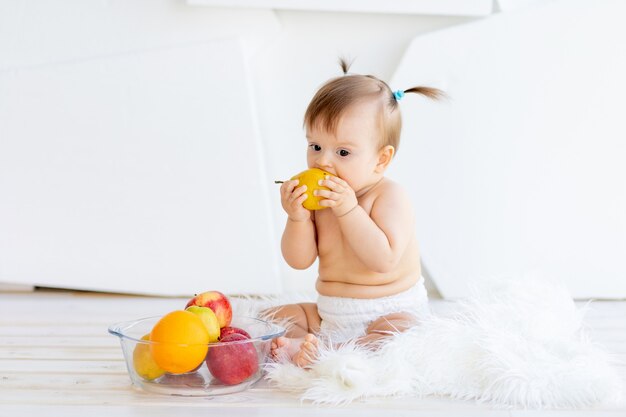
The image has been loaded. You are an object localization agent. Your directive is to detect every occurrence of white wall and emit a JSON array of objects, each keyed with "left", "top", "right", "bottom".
[
  {"left": 3, "top": 1, "right": 622, "bottom": 298},
  {"left": 0, "top": 4, "right": 288, "bottom": 295},
  {"left": 390, "top": 0, "right": 626, "bottom": 299},
  {"left": 246, "top": 10, "right": 475, "bottom": 292},
  {"left": 0, "top": 1, "right": 475, "bottom": 295}
]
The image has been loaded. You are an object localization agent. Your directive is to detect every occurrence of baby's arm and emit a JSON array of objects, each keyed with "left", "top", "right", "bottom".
[
  {"left": 318, "top": 178, "right": 413, "bottom": 273},
  {"left": 281, "top": 217, "right": 317, "bottom": 269},
  {"left": 279, "top": 180, "right": 318, "bottom": 269}
]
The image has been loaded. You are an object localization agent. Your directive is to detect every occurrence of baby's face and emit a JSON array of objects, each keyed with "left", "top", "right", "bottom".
[{"left": 306, "top": 100, "right": 384, "bottom": 195}]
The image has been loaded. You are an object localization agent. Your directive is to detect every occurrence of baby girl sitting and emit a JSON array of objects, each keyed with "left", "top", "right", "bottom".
[{"left": 268, "top": 59, "right": 443, "bottom": 367}]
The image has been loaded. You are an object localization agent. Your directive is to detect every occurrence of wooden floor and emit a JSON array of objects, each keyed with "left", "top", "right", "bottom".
[{"left": 1, "top": 289, "right": 625, "bottom": 416}]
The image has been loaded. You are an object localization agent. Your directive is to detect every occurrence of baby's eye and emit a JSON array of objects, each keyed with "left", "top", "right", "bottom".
[
  {"left": 338, "top": 149, "right": 350, "bottom": 157},
  {"left": 309, "top": 144, "right": 321, "bottom": 152}
]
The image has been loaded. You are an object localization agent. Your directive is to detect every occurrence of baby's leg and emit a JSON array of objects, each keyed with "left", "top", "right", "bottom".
[
  {"left": 288, "top": 312, "right": 417, "bottom": 366},
  {"left": 357, "top": 312, "right": 418, "bottom": 347},
  {"left": 263, "top": 303, "right": 321, "bottom": 365}
]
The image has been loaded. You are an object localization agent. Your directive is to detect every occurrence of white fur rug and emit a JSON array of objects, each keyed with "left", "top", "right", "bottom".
[{"left": 231, "top": 279, "right": 623, "bottom": 408}]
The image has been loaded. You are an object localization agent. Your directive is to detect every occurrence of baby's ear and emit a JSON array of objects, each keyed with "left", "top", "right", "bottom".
[{"left": 375, "top": 145, "right": 395, "bottom": 173}]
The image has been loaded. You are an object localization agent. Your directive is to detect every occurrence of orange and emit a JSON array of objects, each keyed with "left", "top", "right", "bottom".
[
  {"left": 149, "top": 310, "right": 209, "bottom": 374},
  {"left": 291, "top": 168, "right": 334, "bottom": 210}
]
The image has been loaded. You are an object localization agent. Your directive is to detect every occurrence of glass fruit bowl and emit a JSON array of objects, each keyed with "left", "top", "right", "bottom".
[{"left": 109, "top": 316, "right": 285, "bottom": 396}]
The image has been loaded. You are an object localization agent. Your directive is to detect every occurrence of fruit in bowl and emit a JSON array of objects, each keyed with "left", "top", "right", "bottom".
[
  {"left": 186, "top": 306, "right": 220, "bottom": 342},
  {"left": 132, "top": 334, "right": 166, "bottom": 380},
  {"left": 149, "top": 310, "right": 209, "bottom": 374},
  {"left": 109, "top": 315, "right": 286, "bottom": 396},
  {"left": 219, "top": 326, "right": 251, "bottom": 340},
  {"left": 186, "top": 290, "right": 232, "bottom": 329},
  {"left": 206, "top": 333, "right": 259, "bottom": 385},
  {"left": 109, "top": 289, "right": 285, "bottom": 396}
]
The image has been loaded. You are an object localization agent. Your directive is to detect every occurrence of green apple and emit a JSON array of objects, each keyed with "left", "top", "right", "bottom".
[{"left": 186, "top": 306, "right": 220, "bottom": 342}]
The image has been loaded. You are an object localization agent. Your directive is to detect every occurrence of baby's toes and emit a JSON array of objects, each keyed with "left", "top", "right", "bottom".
[
  {"left": 270, "top": 337, "right": 293, "bottom": 362},
  {"left": 304, "top": 334, "right": 319, "bottom": 347},
  {"left": 300, "top": 341, "right": 319, "bottom": 360},
  {"left": 270, "top": 340, "right": 281, "bottom": 358},
  {"left": 293, "top": 343, "right": 317, "bottom": 367},
  {"left": 275, "top": 336, "right": 290, "bottom": 349}
]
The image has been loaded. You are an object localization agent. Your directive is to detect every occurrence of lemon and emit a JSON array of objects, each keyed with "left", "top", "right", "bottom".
[{"left": 291, "top": 168, "right": 334, "bottom": 211}]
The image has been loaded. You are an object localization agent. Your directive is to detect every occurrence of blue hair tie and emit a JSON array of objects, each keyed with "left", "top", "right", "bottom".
[{"left": 393, "top": 90, "right": 405, "bottom": 101}]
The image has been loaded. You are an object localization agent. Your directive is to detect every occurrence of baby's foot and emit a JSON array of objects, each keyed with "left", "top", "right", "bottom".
[
  {"left": 292, "top": 334, "right": 319, "bottom": 368},
  {"left": 270, "top": 336, "right": 299, "bottom": 362}
]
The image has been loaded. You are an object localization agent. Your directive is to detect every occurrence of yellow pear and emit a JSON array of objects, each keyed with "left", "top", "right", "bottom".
[
  {"left": 133, "top": 334, "right": 166, "bottom": 381},
  {"left": 290, "top": 168, "right": 334, "bottom": 211}
]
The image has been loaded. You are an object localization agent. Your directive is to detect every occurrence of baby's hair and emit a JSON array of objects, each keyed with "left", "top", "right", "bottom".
[{"left": 304, "top": 58, "right": 444, "bottom": 153}]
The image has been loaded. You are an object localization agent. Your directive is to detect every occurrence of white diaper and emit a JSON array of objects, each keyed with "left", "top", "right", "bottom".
[{"left": 317, "top": 278, "right": 430, "bottom": 343}]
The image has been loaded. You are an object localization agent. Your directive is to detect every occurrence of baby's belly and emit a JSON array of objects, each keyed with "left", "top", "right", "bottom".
[
  {"left": 316, "top": 268, "right": 420, "bottom": 299},
  {"left": 315, "top": 232, "right": 421, "bottom": 299}
]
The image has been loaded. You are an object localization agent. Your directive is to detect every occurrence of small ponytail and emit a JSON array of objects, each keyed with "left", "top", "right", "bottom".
[
  {"left": 338, "top": 57, "right": 354, "bottom": 75},
  {"left": 402, "top": 86, "right": 446, "bottom": 101}
]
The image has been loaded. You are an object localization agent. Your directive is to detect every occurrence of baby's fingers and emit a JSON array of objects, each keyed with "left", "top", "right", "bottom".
[
  {"left": 295, "top": 192, "right": 308, "bottom": 206},
  {"left": 314, "top": 189, "right": 338, "bottom": 200},
  {"left": 293, "top": 184, "right": 307, "bottom": 197},
  {"left": 281, "top": 179, "right": 300, "bottom": 196},
  {"left": 319, "top": 176, "right": 347, "bottom": 191},
  {"left": 317, "top": 198, "right": 337, "bottom": 208},
  {"left": 287, "top": 185, "right": 307, "bottom": 206}
]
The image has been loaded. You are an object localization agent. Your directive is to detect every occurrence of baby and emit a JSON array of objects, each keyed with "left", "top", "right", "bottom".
[{"left": 269, "top": 59, "right": 443, "bottom": 367}]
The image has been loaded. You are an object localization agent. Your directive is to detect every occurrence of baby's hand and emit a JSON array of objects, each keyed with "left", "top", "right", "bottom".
[
  {"left": 280, "top": 180, "right": 310, "bottom": 222},
  {"left": 315, "top": 176, "right": 359, "bottom": 217}
]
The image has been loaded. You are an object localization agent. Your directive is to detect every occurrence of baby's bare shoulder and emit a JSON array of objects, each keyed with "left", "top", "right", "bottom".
[
  {"left": 369, "top": 179, "right": 415, "bottom": 235},
  {"left": 373, "top": 178, "right": 411, "bottom": 203}
]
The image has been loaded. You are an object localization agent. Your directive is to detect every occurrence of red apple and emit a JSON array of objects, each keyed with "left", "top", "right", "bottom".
[
  {"left": 219, "top": 326, "right": 251, "bottom": 340},
  {"left": 206, "top": 333, "right": 258, "bottom": 385},
  {"left": 185, "top": 290, "right": 232, "bottom": 328}
]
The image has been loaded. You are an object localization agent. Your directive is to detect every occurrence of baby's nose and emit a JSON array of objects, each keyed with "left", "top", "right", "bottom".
[{"left": 315, "top": 153, "right": 332, "bottom": 169}]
